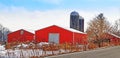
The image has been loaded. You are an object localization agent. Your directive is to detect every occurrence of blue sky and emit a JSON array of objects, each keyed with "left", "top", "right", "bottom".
[
  {"left": 0, "top": 0, "right": 120, "bottom": 11},
  {"left": 0, "top": 0, "right": 120, "bottom": 32}
]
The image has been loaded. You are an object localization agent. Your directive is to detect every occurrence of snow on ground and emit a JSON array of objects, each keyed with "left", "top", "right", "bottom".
[
  {"left": 0, "top": 45, "right": 5, "bottom": 51},
  {"left": 0, "top": 42, "right": 67, "bottom": 58},
  {"left": 0, "top": 45, "right": 6, "bottom": 56},
  {"left": 0, "top": 42, "right": 85, "bottom": 58},
  {"left": 16, "top": 44, "right": 28, "bottom": 48},
  {"left": 0, "top": 49, "right": 65, "bottom": 58},
  {"left": 37, "top": 42, "right": 49, "bottom": 47}
]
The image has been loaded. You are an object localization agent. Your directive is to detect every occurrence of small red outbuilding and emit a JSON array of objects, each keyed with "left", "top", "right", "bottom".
[
  {"left": 100, "top": 33, "right": 120, "bottom": 46},
  {"left": 7, "top": 29, "right": 34, "bottom": 43},
  {"left": 35, "top": 25, "right": 87, "bottom": 44},
  {"left": 107, "top": 33, "right": 120, "bottom": 45}
]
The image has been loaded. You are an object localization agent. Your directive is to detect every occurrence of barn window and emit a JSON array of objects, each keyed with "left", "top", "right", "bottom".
[
  {"left": 20, "top": 30, "right": 24, "bottom": 35},
  {"left": 49, "top": 33, "right": 59, "bottom": 44}
]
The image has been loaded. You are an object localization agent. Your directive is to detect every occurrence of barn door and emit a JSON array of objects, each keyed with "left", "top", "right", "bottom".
[{"left": 49, "top": 33, "right": 59, "bottom": 44}]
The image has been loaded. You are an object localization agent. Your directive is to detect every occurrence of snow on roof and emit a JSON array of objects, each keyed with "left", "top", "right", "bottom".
[
  {"left": 63, "top": 27, "right": 86, "bottom": 34},
  {"left": 10, "top": 29, "right": 35, "bottom": 34},
  {"left": 36, "top": 25, "right": 86, "bottom": 34},
  {"left": 54, "top": 25, "right": 86, "bottom": 34},
  {"left": 108, "top": 32, "right": 120, "bottom": 39}
]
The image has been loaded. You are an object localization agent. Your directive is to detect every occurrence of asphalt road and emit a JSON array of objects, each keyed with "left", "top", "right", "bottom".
[{"left": 45, "top": 46, "right": 120, "bottom": 58}]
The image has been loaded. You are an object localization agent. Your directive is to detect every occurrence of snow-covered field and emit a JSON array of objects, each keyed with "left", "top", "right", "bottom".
[
  {"left": 0, "top": 49, "right": 69, "bottom": 58},
  {"left": 0, "top": 42, "right": 77, "bottom": 58}
]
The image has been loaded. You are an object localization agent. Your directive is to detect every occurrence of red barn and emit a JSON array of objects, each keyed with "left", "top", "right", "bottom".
[
  {"left": 100, "top": 33, "right": 120, "bottom": 46},
  {"left": 8, "top": 29, "right": 34, "bottom": 43},
  {"left": 35, "top": 25, "right": 87, "bottom": 44},
  {"left": 107, "top": 33, "right": 120, "bottom": 45}
]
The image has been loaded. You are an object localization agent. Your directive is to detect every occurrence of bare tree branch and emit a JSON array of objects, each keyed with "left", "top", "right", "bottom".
[{"left": 86, "top": 13, "right": 111, "bottom": 47}]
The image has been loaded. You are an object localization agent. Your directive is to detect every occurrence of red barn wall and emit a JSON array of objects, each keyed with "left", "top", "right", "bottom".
[
  {"left": 74, "top": 32, "right": 87, "bottom": 45},
  {"left": 103, "top": 33, "right": 120, "bottom": 45},
  {"left": 35, "top": 25, "right": 87, "bottom": 44},
  {"left": 35, "top": 25, "right": 73, "bottom": 44},
  {"left": 110, "top": 35, "right": 120, "bottom": 45},
  {"left": 8, "top": 29, "right": 34, "bottom": 43}
]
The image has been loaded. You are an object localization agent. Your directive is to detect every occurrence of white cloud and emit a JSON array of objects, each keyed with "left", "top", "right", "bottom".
[{"left": 0, "top": 6, "right": 119, "bottom": 32}]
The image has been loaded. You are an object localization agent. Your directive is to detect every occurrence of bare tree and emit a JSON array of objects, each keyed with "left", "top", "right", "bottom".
[
  {"left": 0, "top": 24, "right": 11, "bottom": 44},
  {"left": 110, "top": 19, "right": 120, "bottom": 36},
  {"left": 86, "top": 13, "right": 111, "bottom": 47}
]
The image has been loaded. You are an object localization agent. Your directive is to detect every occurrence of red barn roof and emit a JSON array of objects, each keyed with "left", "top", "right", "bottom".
[{"left": 36, "top": 25, "right": 86, "bottom": 34}]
